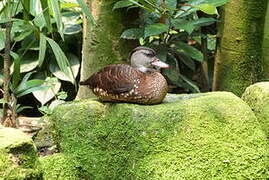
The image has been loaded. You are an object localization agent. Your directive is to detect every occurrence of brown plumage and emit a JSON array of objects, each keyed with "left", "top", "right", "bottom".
[{"left": 80, "top": 46, "right": 169, "bottom": 105}]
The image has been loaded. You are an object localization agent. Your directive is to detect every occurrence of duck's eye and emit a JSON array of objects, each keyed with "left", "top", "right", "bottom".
[{"left": 143, "top": 52, "right": 155, "bottom": 57}]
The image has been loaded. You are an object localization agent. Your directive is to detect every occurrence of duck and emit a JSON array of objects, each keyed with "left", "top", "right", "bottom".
[{"left": 79, "top": 46, "right": 169, "bottom": 105}]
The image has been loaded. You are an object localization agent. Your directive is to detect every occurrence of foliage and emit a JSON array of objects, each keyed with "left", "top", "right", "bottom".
[
  {"left": 0, "top": 0, "right": 94, "bottom": 118},
  {"left": 114, "top": 0, "right": 229, "bottom": 92}
]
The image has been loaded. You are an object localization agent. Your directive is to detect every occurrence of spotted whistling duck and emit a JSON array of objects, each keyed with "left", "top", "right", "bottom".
[{"left": 79, "top": 46, "right": 169, "bottom": 105}]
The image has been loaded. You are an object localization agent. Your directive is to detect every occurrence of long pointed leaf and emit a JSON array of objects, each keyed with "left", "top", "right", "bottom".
[
  {"left": 17, "top": 85, "right": 51, "bottom": 97},
  {"left": 38, "top": 33, "right": 46, "bottom": 67},
  {"left": 46, "top": 37, "right": 75, "bottom": 84},
  {"left": 16, "top": 79, "right": 46, "bottom": 94},
  {"left": 10, "top": 51, "right": 20, "bottom": 88},
  {"left": 49, "top": 0, "right": 64, "bottom": 40},
  {"left": 76, "top": 0, "right": 95, "bottom": 25},
  {"left": 40, "top": 0, "right": 52, "bottom": 32}
]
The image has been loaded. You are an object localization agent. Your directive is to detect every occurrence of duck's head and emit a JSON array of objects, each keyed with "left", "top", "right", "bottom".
[{"left": 129, "top": 46, "right": 169, "bottom": 72}]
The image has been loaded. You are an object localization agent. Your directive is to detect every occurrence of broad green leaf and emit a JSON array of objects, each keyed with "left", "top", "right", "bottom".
[
  {"left": 113, "top": 0, "right": 134, "bottom": 10},
  {"left": 192, "top": 17, "right": 216, "bottom": 26},
  {"left": 205, "top": 0, "right": 229, "bottom": 7},
  {"left": 22, "top": 0, "right": 31, "bottom": 20},
  {"left": 194, "top": 4, "right": 218, "bottom": 15},
  {"left": 163, "top": 54, "right": 182, "bottom": 85},
  {"left": 17, "top": 72, "right": 34, "bottom": 92},
  {"left": 76, "top": 0, "right": 95, "bottom": 25},
  {"left": 171, "top": 19, "right": 195, "bottom": 34},
  {"left": 16, "top": 79, "right": 46, "bottom": 95},
  {"left": 49, "top": 99, "right": 65, "bottom": 110},
  {"left": 166, "top": 0, "right": 177, "bottom": 10},
  {"left": 14, "top": 29, "right": 33, "bottom": 42},
  {"left": 49, "top": 53, "right": 80, "bottom": 83},
  {"left": 62, "top": 11, "right": 82, "bottom": 34},
  {"left": 40, "top": 0, "right": 52, "bottom": 32},
  {"left": 179, "top": 74, "right": 200, "bottom": 93},
  {"left": 177, "top": 42, "right": 203, "bottom": 62},
  {"left": 17, "top": 85, "right": 51, "bottom": 97},
  {"left": 20, "top": 53, "right": 39, "bottom": 73},
  {"left": 177, "top": 52, "right": 195, "bottom": 71},
  {"left": 38, "top": 33, "right": 46, "bottom": 67},
  {"left": 120, "top": 28, "right": 144, "bottom": 39},
  {"left": 144, "top": 23, "right": 169, "bottom": 38},
  {"left": 64, "top": 24, "right": 81, "bottom": 34},
  {"left": 46, "top": 37, "right": 75, "bottom": 84},
  {"left": 49, "top": 0, "right": 64, "bottom": 40},
  {"left": 10, "top": 51, "right": 20, "bottom": 88},
  {"left": 0, "top": 98, "right": 7, "bottom": 104},
  {"left": 32, "top": 77, "right": 61, "bottom": 105}
]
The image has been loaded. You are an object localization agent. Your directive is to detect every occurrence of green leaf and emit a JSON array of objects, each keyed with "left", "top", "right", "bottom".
[
  {"left": 17, "top": 85, "right": 51, "bottom": 97},
  {"left": 144, "top": 23, "right": 169, "bottom": 38},
  {"left": 171, "top": 19, "right": 195, "bottom": 34},
  {"left": 192, "top": 17, "right": 216, "bottom": 26},
  {"left": 162, "top": 54, "right": 182, "bottom": 85},
  {"left": 40, "top": 0, "right": 52, "bottom": 32},
  {"left": 0, "top": 98, "right": 7, "bottom": 104},
  {"left": 32, "top": 77, "right": 61, "bottom": 105},
  {"left": 166, "top": 0, "right": 177, "bottom": 10},
  {"left": 179, "top": 74, "right": 200, "bottom": 93},
  {"left": 0, "top": 30, "right": 5, "bottom": 51},
  {"left": 75, "top": 0, "right": 95, "bottom": 25},
  {"left": 194, "top": 4, "right": 218, "bottom": 15},
  {"left": 113, "top": 0, "right": 134, "bottom": 10},
  {"left": 205, "top": 0, "right": 229, "bottom": 7},
  {"left": 49, "top": 0, "right": 64, "bottom": 40},
  {"left": 177, "top": 52, "right": 195, "bottom": 71},
  {"left": 38, "top": 33, "right": 46, "bottom": 67},
  {"left": 16, "top": 79, "right": 46, "bottom": 95},
  {"left": 49, "top": 53, "right": 80, "bottom": 83},
  {"left": 22, "top": 0, "right": 31, "bottom": 20},
  {"left": 46, "top": 37, "right": 75, "bottom": 84},
  {"left": 16, "top": 105, "right": 33, "bottom": 113},
  {"left": 176, "top": 42, "right": 203, "bottom": 62},
  {"left": 10, "top": 51, "right": 21, "bottom": 88},
  {"left": 121, "top": 28, "right": 144, "bottom": 39}
]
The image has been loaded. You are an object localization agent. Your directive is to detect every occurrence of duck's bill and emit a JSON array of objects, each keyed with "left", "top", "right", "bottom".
[{"left": 151, "top": 59, "right": 169, "bottom": 69}]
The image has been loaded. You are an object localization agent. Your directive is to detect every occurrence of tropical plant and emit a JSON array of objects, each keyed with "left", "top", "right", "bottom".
[
  {"left": 0, "top": 0, "right": 94, "bottom": 126},
  {"left": 113, "top": 0, "right": 229, "bottom": 93}
]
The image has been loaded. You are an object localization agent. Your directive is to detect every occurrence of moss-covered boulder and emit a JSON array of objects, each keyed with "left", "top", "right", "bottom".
[
  {"left": 49, "top": 92, "right": 268, "bottom": 179},
  {"left": 242, "top": 82, "right": 269, "bottom": 136},
  {"left": 0, "top": 127, "right": 42, "bottom": 179},
  {"left": 40, "top": 153, "right": 80, "bottom": 180}
]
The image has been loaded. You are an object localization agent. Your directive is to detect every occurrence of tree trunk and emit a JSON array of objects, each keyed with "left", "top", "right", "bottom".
[
  {"left": 1, "top": 22, "right": 14, "bottom": 126},
  {"left": 76, "top": 0, "right": 138, "bottom": 99},
  {"left": 261, "top": 2, "right": 269, "bottom": 79},
  {"left": 213, "top": 0, "right": 268, "bottom": 96}
]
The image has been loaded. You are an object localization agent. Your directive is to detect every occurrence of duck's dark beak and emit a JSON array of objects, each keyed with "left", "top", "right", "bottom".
[{"left": 151, "top": 57, "right": 169, "bottom": 69}]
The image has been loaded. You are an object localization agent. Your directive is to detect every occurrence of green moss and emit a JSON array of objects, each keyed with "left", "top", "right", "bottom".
[
  {"left": 0, "top": 128, "right": 42, "bottom": 179},
  {"left": 40, "top": 153, "right": 80, "bottom": 180},
  {"left": 49, "top": 92, "right": 268, "bottom": 179},
  {"left": 242, "top": 82, "right": 269, "bottom": 137},
  {"left": 214, "top": 0, "right": 267, "bottom": 95}
]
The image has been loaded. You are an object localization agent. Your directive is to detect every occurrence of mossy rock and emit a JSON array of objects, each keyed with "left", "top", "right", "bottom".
[
  {"left": 242, "top": 82, "right": 269, "bottom": 137},
  {"left": 49, "top": 92, "right": 268, "bottom": 179},
  {"left": 0, "top": 128, "right": 42, "bottom": 179},
  {"left": 40, "top": 153, "right": 80, "bottom": 180}
]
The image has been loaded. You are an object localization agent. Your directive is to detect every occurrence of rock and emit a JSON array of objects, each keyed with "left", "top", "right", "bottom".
[
  {"left": 40, "top": 153, "right": 80, "bottom": 180},
  {"left": 49, "top": 92, "right": 268, "bottom": 179},
  {"left": 242, "top": 82, "right": 269, "bottom": 136},
  {"left": 0, "top": 127, "right": 42, "bottom": 179}
]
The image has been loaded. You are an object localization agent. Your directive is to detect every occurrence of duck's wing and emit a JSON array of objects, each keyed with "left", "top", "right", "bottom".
[{"left": 80, "top": 64, "right": 141, "bottom": 94}]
